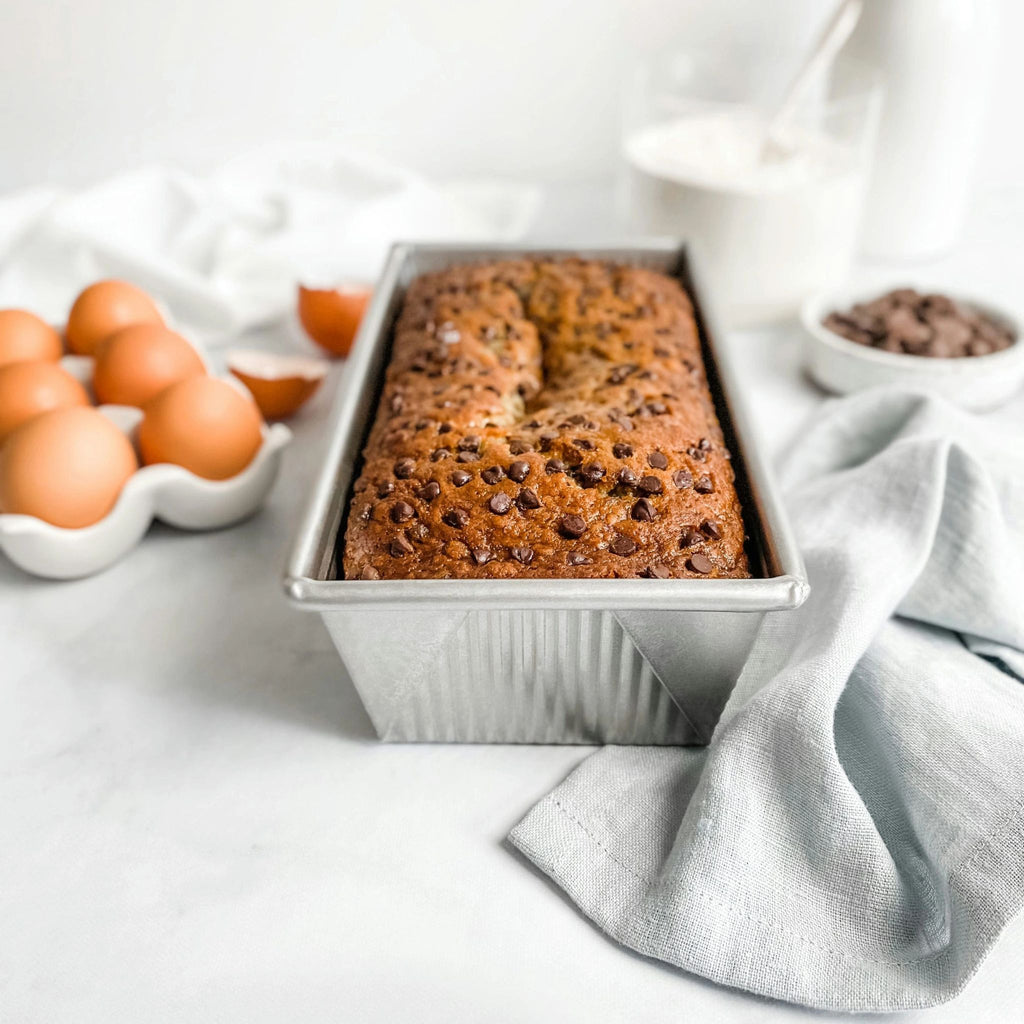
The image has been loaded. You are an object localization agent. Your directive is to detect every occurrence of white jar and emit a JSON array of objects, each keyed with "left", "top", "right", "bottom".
[
  {"left": 845, "top": 0, "right": 997, "bottom": 260},
  {"left": 620, "top": 53, "right": 881, "bottom": 327}
]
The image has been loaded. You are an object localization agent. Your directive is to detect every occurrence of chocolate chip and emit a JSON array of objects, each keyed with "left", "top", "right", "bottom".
[
  {"left": 617, "top": 467, "right": 638, "bottom": 486},
  {"left": 508, "top": 460, "right": 530, "bottom": 482},
  {"left": 607, "top": 364, "right": 637, "bottom": 384},
  {"left": 631, "top": 497, "right": 656, "bottom": 522},
  {"left": 694, "top": 475, "right": 714, "bottom": 494},
  {"left": 648, "top": 451, "right": 668, "bottom": 470},
  {"left": 510, "top": 546, "right": 534, "bottom": 565},
  {"left": 579, "top": 463, "right": 606, "bottom": 487},
  {"left": 612, "top": 443, "right": 633, "bottom": 459},
  {"left": 457, "top": 450, "right": 480, "bottom": 463},
  {"left": 637, "top": 475, "right": 662, "bottom": 495},
  {"left": 539, "top": 430, "right": 559, "bottom": 451},
  {"left": 545, "top": 458, "right": 566, "bottom": 474},
  {"left": 358, "top": 565, "right": 380, "bottom": 580},
  {"left": 390, "top": 501, "right": 415, "bottom": 523},
  {"left": 389, "top": 535, "right": 414, "bottom": 557},
  {"left": 488, "top": 493, "right": 512, "bottom": 515},
  {"left": 470, "top": 548, "right": 493, "bottom": 565},
  {"left": 481, "top": 466, "right": 504, "bottom": 484},
  {"left": 566, "top": 551, "right": 593, "bottom": 566},
  {"left": 559, "top": 514, "right": 586, "bottom": 539},
  {"left": 609, "top": 533, "right": 637, "bottom": 556},
  {"left": 450, "top": 469, "right": 471, "bottom": 487},
  {"left": 438, "top": 422, "right": 453, "bottom": 433},
  {"left": 442, "top": 507, "right": 469, "bottom": 529},
  {"left": 646, "top": 401, "right": 667, "bottom": 415},
  {"left": 359, "top": 505, "right": 372, "bottom": 521},
  {"left": 567, "top": 414, "right": 586, "bottom": 425},
  {"left": 393, "top": 458, "right": 415, "bottom": 479},
  {"left": 680, "top": 529, "right": 702, "bottom": 548},
  {"left": 688, "top": 552, "right": 713, "bottom": 574},
  {"left": 514, "top": 487, "right": 540, "bottom": 511},
  {"left": 509, "top": 439, "right": 533, "bottom": 455},
  {"left": 458, "top": 435, "right": 480, "bottom": 451},
  {"left": 699, "top": 438, "right": 712, "bottom": 451},
  {"left": 641, "top": 564, "right": 671, "bottom": 579},
  {"left": 431, "top": 448, "right": 450, "bottom": 462},
  {"left": 573, "top": 438, "right": 595, "bottom": 450},
  {"left": 415, "top": 482, "right": 441, "bottom": 503},
  {"left": 687, "top": 446, "right": 706, "bottom": 462},
  {"left": 700, "top": 520, "right": 722, "bottom": 540},
  {"left": 377, "top": 480, "right": 395, "bottom": 498},
  {"left": 672, "top": 470, "right": 693, "bottom": 490}
]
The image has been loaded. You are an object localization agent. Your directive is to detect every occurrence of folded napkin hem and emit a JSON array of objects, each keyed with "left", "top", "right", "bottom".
[{"left": 510, "top": 777, "right": 1024, "bottom": 1012}]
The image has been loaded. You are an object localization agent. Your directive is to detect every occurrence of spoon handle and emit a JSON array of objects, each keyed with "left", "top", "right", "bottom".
[{"left": 767, "top": 0, "right": 863, "bottom": 144}]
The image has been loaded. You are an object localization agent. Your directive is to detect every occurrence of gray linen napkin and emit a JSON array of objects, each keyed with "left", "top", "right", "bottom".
[{"left": 509, "top": 389, "right": 1024, "bottom": 1012}]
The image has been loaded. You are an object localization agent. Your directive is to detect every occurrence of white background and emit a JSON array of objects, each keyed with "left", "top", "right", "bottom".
[
  {"left": 0, "top": 0, "right": 1021, "bottom": 192},
  {"left": 4, "top": 4, "right": 1024, "bottom": 1022}
]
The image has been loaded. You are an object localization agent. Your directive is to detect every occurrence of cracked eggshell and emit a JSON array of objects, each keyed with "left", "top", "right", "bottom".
[{"left": 227, "top": 348, "right": 329, "bottom": 419}]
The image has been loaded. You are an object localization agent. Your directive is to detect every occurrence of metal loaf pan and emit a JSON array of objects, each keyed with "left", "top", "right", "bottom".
[{"left": 285, "top": 241, "right": 808, "bottom": 744}]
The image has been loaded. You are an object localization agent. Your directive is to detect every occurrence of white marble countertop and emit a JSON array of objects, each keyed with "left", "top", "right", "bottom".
[{"left": 3, "top": 186, "right": 1024, "bottom": 1022}]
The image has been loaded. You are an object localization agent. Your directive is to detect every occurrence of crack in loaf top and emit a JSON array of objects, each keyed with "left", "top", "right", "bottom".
[{"left": 341, "top": 258, "right": 750, "bottom": 580}]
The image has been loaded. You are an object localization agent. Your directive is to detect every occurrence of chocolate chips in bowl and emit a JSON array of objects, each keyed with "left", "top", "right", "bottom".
[
  {"left": 822, "top": 288, "right": 1015, "bottom": 359},
  {"left": 801, "top": 284, "right": 1024, "bottom": 410}
]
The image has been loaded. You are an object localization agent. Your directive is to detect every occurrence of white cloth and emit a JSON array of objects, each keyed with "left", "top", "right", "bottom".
[
  {"left": 0, "top": 144, "right": 539, "bottom": 343},
  {"left": 510, "top": 389, "right": 1024, "bottom": 1012}
]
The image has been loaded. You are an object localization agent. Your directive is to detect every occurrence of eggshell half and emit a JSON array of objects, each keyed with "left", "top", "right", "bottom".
[
  {"left": 227, "top": 349, "right": 328, "bottom": 418},
  {"left": 297, "top": 283, "right": 371, "bottom": 357}
]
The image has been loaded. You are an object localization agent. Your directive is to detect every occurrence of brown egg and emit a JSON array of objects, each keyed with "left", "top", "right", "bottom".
[
  {"left": 66, "top": 280, "right": 164, "bottom": 356},
  {"left": 297, "top": 283, "right": 371, "bottom": 357},
  {"left": 0, "top": 310, "right": 63, "bottom": 367},
  {"left": 93, "top": 323, "right": 206, "bottom": 407},
  {"left": 0, "top": 407, "right": 138, "bottom": 528},
  {"left": 226, "top": 349, "right": 328, "bottom": 419},
  {"left": 139, "top": 376, "right": 264, "bottom": 480},
  {"left": 0, "top": 361, "right": 91, "bottom": 442}
]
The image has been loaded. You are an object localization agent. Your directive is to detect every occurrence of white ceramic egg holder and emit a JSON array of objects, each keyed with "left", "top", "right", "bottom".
[{"left": 0, "top": 335, "right": 292, "bottom": 580}]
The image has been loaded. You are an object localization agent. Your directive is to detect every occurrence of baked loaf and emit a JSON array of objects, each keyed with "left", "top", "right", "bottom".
[{"left": 342, "top": 258, "right": 750, "bottom": 580}]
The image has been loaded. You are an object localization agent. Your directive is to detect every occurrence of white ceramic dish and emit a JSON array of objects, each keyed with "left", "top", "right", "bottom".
[
  {"left": 801, "top": 285, "right": 1024, "bottom": 410},
  {"left": 0, "top": 335, "right": 291, "bottom": 579}
]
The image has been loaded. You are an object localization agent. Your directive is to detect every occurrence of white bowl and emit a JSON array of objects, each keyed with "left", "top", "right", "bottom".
[{"left": 801, "top": 286, "right": 1024, "bottom": 410}]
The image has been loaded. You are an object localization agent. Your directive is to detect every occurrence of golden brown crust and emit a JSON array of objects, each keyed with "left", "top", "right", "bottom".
[{"left": 342, "top": 258, "right": 750, "bottom": 580}]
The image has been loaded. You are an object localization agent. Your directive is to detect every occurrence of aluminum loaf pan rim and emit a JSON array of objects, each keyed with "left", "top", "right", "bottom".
[{"left": 284, "top": 240, "right": 809, "bottom": 612}]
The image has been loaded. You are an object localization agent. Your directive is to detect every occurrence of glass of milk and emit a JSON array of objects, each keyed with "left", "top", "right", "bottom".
[{"left": 621, "top": 51, "right": 882, "bottom": 327}]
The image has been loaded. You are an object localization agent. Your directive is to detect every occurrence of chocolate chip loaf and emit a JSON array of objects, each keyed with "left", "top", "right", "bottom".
[{"left": 342, "top": 258, "right": 750, "bottom": 580}]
